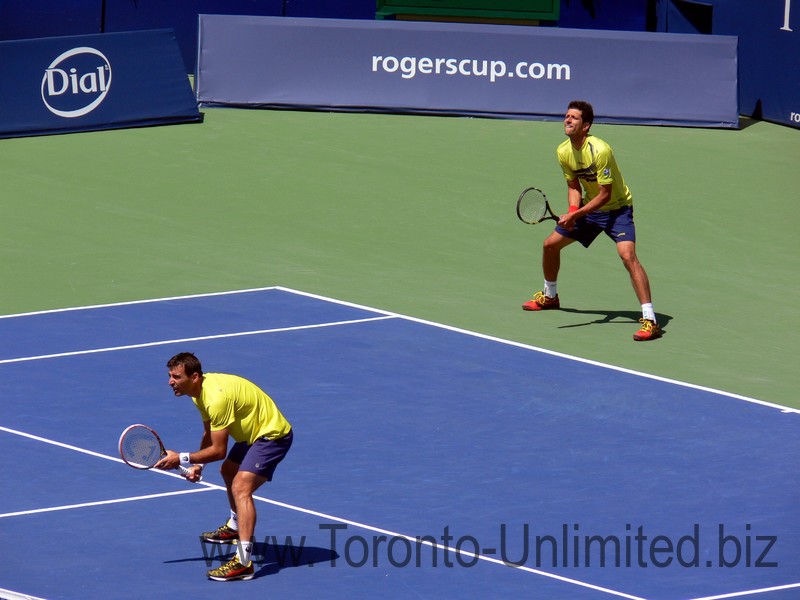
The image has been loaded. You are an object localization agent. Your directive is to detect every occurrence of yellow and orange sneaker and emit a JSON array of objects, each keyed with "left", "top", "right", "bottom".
[
  {"left": 633, "top": 318, "right": 661, "bottom": 341},
  {"left": 207, "top": 557, "right": 255, "bottom": 581},
  {"left": 200, "top": 523, "right": 239, "bottom": 544},
  {"left": 522, "top": 291, "right": 560, "bottom": 311}
]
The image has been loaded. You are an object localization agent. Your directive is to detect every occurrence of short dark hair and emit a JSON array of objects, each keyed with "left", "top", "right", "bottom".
[
  {"left": 167, "top": 352, "right": 203, "bottom": 376},
  {"left": 568, "top": 100, "right": 594, "bottom": 126}
]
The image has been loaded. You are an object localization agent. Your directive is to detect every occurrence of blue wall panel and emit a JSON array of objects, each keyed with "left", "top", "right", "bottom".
[
  {"left": 0, "top": 30, "right": 201, "bottom": 139},
  {"left": 197, "top": 16, "right": 738, "bottom": 128},
  {"left": 284, "top": 0, "right": 374, "bottom": 19},
  {"left": 711, "top": 0, "right": 799, "bottom": 127},
  {"left": 558, "top": 0, "right": 650, "bottom": 32},
  {"left": 0, "top": 0, "right": 101, "bottom": 40},
  {"left": 103, "top": 0, "right": 285, "bottom": 72}
]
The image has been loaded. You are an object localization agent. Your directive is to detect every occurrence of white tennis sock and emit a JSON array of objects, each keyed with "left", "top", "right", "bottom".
[
  {"left": 642, "top": 303, "right": 656, "bottom": 322},
  {"left": 544, "top": 280, "right": 558, "bottom": 298},
  {"left": 237, "top": 539, "right": 253, "bottom": 566},
  {"left": 227, "top": 510, "right": 239, "bottom": 531}
]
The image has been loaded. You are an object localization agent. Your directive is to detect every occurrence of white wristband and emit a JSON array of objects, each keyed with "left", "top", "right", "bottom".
[{"left": 179, "top": 452, "right": 191, "bottom": 467}]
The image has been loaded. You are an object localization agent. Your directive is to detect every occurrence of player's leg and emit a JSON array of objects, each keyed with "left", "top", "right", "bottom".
[
  {"left": 206, "top": 464, "right": 267, "bottom": 581},
  {"left": 230, "top": 432, "right": 292, "bottom": 555},
  {"left": 220, "top": 458, "right": 239, "bottom": 510},
  {"left": 616, "top": 240, "right": 651, "bottom": 303},
  {"left": 522, "top": 230, "right": 575, "bottom": 310},
  {"left": 616, "top": 240, "right": 661, "bottom": 341},
  {"left": 230, "top": 470, "right": 269, "bottom": 556},
  {"left": 208, "top": 432, "right": 293, "bottom": 580},
  {"left": 200, "top": 455, "right": 244, "bottom": 544},
  {"left": 543, "top": 229, "right": 575, "bottom": 282},
  {"left": 603, "top": 207, "right": 660, "bottom": 341}
]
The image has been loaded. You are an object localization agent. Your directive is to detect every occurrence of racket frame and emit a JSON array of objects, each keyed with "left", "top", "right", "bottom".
[
  {"left": 516, "top": 186, "right": 561, "bottom": 225},
  {"left": 118, "top": 423, "right": 197, "bottom": 478}
]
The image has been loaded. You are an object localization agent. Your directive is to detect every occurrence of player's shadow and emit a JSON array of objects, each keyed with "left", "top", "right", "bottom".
[
  {"left": 250, "top": 539, "right": 340, "bottom": 577},
  {"left": 174, "top": 538, "right": 340, "bottom": 578},
  {"left": 557, "top": 307, "right": 672, "bottom": 335}
]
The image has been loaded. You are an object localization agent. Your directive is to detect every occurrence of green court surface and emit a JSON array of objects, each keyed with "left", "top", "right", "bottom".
[{"left": 1, "top": 108, "right": 797, "bottom": 409}]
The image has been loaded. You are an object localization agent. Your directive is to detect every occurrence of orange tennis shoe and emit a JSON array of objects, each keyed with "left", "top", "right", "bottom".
[
  {"left": 633, "top": 319, "right": 661, "bottom": 341},
  {"left": 201, "top": 523, "right": 240, "bottom": 544},
  {"left": 522, "top": 291, "right": 560, "bottom": 311},
  {"left": 207, "top": 557, "right": 255, "bottom": 581}
]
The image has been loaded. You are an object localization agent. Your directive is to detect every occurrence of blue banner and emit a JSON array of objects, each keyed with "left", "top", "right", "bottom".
[
  {"left": 196, "top": 16, "right": 738, "bottom": 128},
  {"left": 0, "top": 29, "right": 202, "bottom": 139}
]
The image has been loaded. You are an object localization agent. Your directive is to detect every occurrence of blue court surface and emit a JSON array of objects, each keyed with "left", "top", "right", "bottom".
[{"left": 1, "top": 287, "right": 798, "bottom": 600}]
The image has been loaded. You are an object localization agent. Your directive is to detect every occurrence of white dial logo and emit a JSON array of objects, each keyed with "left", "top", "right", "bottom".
[{"left": 41, "top": 47, "right": 112, "bottom": 118}]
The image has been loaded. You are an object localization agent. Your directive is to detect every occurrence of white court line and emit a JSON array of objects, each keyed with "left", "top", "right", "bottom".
[
  {"left": 0, "top": 424, "right": 217, "bottom": 492},
  {"left": 0, "top": 587, "right": 47, "bottom": 600},
  {"left": 0, "top": 426, "right": 216, "bottom": 517},
  {"left": 275, "top": 286, "right": 800, "bottom": 416},
  {"left": 247, "top": 494, "right": 649, "bottom": 600},
  {"left": 0, "top": 424, "right": 154, "bottom": 467},
  {"left": 0, "top": 488, "right": 213, "bottom": 519},
  {"left": 0, "top": 285, "right": 795, "bottom": 414},
  {"left": 689, "top": 582, "right": 800, "bottom": 599},
  {"left": 0, "top": 315, "right": 395, "bottom": 365},
  {"left": 0, "top": 286, "right": 281, "bottom": 320}
]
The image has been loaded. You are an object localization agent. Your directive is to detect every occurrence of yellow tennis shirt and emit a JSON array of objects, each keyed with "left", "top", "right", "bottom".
[
  {"left": 556, "top": 135, "right": 632, "bottom": 211},
  {"left": 192, "top": 373, "right": 292, "bottom": 444}
]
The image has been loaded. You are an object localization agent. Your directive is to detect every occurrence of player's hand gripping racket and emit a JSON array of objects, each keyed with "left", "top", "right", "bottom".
[
  {"left": 515, "top": 186, "right": 560, "bottom": 225},
  {"left": 118, "top": 424, "right": 202, "bottom": 482}
]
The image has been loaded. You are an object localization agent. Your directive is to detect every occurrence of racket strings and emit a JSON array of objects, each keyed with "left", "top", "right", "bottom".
[
  {"left": 120, "top": 427, "right": 162, "bottom": 468},
  {"left": 518, "top": 190, "right": 547, "bottom": 223}
]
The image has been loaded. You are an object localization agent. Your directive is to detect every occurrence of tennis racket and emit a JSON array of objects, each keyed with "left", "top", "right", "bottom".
[
  {"left": 515, "top": 186, "right": 560, "bottom": 225},
  {"left": 118, "top": 423, "right": 202, "bottom": 481}
]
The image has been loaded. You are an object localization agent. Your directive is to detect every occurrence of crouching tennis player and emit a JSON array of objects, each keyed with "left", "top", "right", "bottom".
[
  {"left": 522, "top": 100, "right": 661, "bottom": 341},
  {"left": 155, "top": 352, "right": 293, "bottom": 581}
]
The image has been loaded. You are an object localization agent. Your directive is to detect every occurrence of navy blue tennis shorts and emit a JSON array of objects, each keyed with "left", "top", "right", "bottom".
[
  {"left": 228, "top": 430, "right": 293, "bottom": 481},
  {"left": 555, "top": 205, "right": 637, "bottom": 248}
]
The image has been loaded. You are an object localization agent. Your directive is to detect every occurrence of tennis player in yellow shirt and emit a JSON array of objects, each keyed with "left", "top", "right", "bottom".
[
  {"left": 156, "top": 351, "right": 293, "bottom": 581},
  {"left": 522, "top": 100, "right": 661, "bottom": 341}
]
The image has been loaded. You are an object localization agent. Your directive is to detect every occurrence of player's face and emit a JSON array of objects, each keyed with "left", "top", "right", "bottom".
[
  {"left": 168, "top": 364, "right": 197, "bottom": 396},
  {"left": 564, "top": 109, "right": 587, "bottom": 137}
]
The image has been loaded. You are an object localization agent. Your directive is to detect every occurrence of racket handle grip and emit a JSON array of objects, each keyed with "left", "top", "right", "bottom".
[{"left": 178, "top": 464, "right": 204, "bottom": 482}]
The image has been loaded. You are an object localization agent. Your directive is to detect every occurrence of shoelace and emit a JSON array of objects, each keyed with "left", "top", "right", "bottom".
[
  {"left": 216, "top": 558, "right": 244, "bottom": 574},
  {"left": 638, "top": 319, "right": 655, "bottom": 330}
]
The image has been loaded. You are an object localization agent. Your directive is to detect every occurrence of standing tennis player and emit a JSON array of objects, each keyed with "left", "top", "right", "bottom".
[
  {"left": 155, "top": 352, "right": 293, "bottom": 581},
  {"left": 522, "top": 100, "right": 661, "bottom": 341}
]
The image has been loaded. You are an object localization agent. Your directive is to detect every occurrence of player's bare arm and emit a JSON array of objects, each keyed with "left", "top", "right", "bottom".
[
  {"left": 558, "top": 182, "right": 612, "bottom": 228},
  {"left": 557, "top": 179, "right": 584, "bottom": 229},
  {"left": 156, "top": 426, "right": 229, "bottom": 470}
]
